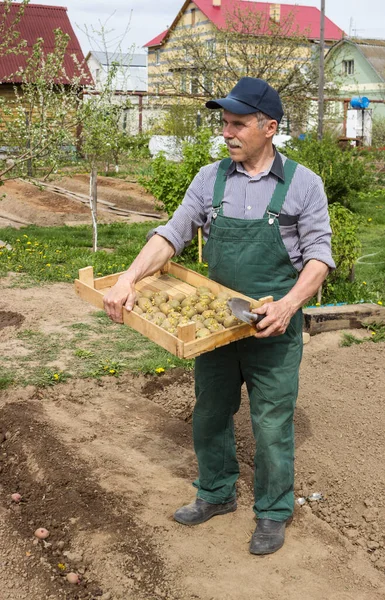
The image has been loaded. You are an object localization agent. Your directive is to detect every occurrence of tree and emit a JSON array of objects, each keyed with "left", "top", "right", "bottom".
[
  {"left": 0, "top": 28, "right": 85, "bottom": 183},
  {"left": 159, "top": 5, "right": 339, "bottom": 132},
  {"left": 77, "top": 19, "right": 133, "bottom": 252},
  {"left": 0, "top": 0, "right": 29, "bottom": 59}
]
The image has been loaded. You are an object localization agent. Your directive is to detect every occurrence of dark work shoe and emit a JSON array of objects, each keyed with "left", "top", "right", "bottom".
[
  {"left": 173, "top": 497, "right": 237, "bottom": 526},
  {"left": 249, "top": 518, "right": 287, "bottom": 555}
]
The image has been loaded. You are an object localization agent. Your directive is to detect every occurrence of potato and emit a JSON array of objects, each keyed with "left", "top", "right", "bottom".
[
  {"left": 191, "top": 313, "right": 205, "bottom": 322},
  {"left": 195, "top": 301, "right": 210, "bottom": 314},
  {"left": 181, "top": 306, "right": 196, "bottom": 318},
  {"left": 181, "top": 294, "right": 199, "bottom": 307},
  {"left": 141, "top": 289, "right": 155, "bottom": 300},
  {"left": 223, "top": 315, "right": 238, "bottom": 328},
  {"left": 215, "top": 310, "right": 231, "bottom": 324},
  {"left": 208, "top": 322, "right": 224, "bottom": 333},
  {"left": 159, "top": 302, "right": 171, "bottom": 315},
  {"left": 169, "top": 299, "right": 181, "bottom": 311},
  {"left": 197, "top": 286, "right": 211, "bottom": 295},
  {"left": 202, "top": 309, "right": 216, "bottom": 320},
  {"left": 196, "top": 328, "right": 211, "bottom": 338},
  {"left": 173, "top": 292, "right": 186, "bottom": 303},
  {"left": 153, "top": 292, "right": 169, "bottom": 306},
  {"left": 137, "top": 297, "right": 152, "bottom": 312},
  {"left": 132, "top": 305, "right": 143, "bottom": 315},
  {"left": 34, "top": 528, "right": 50, "bottom": 539}
]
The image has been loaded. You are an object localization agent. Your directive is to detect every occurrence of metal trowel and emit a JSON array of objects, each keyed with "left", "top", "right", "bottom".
[{"left": 227, "top": 297, "right": 264, "bottom": 326}]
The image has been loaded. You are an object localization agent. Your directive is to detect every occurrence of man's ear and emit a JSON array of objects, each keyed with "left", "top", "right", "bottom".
[{"left": 266, "top": 120, "right": 278, "bottom": 139}]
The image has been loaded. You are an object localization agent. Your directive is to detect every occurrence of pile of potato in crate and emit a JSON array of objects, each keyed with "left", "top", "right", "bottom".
[{"left": 133, "top": 285, "right": 241, "bottom": 339}]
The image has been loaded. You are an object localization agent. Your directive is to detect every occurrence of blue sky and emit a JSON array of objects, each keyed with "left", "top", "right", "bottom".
[{"left": 31, "top": 0, "right": 385, "bottom": 54}]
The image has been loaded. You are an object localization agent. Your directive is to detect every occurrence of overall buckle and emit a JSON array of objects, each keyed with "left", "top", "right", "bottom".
[{"left": 267, "top": 211, "right": 279, "bottom": 225}]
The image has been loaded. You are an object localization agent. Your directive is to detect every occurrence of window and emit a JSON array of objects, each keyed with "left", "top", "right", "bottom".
[
  {"left": 155, "top": 50, "right": 160, "bottom": 65},
  {"left": 206, "top": 39, "right": 216, "bottom": 57},
  {"left": 191, "top": 76, "right": 199, "bottom": 94},
  {"left": 191, "top": 8, "right": 196, "bottom": 26},
  {"left": 204, "top": 73, "right": 213, "bottom": 93},
  {"left": 181, "top": 73, "right": 187, "bottom": 93},
  {"left": 343, "top": 59, "right": 354, "bottom": 75}
]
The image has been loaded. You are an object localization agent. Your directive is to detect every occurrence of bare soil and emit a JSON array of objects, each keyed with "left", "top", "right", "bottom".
[
  {"left": 1, "top": 178, "right": 385, "bottom": 599},
  {"left": 0, "top": 174, "right": 165, "bottom": 228},
  {"left": 1, "top": 280, "right": 385, "bottom": 600}
]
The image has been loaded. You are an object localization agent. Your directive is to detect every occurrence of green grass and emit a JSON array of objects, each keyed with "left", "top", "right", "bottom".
[
  {"left": 0, "top": 222, "right": 209, "bottom": 284},
  {"left": 0, "top": 310, "right": 193, "bottom": 389},
  {"left": 349, "top": 189, "right": 385, "bottom": 304},
  {"left": 1, "top": 191, "right": 384, "bottom": 390}
]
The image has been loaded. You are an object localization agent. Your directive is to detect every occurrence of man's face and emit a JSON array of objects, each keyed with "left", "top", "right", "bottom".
[{"left": 222, "top": 110, "right": 277, "bottom": 165}]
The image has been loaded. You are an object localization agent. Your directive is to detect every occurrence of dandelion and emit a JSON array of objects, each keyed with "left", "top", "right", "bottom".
[
  {"left": 378, "top": 301, "right": 383, "bottom": 305},
  {"left": 23, "top": 234, "right": 28, "bottom": 238},
  {"left": 368, "top": 218, "right": 372, "bottom": 222},
  {"left": 109, "top": 369, "right": 116, "bottom": 374},
  {"left": 26, "top": 241, "right": 31, "bottom": 245},
  {"left": 315, "top": 302, "right": 321, "bottom": 307},
  {"left": 155, "top": 367, "right": 165, "bottom": 374},
  {"left": 371, "top": 331, "right": 376, "bottom": 336},
  {"left": 362, "top": 281, "right": 367, "bottom": 285},
  {"left": 46, "top": 263, "right": 51, "bottom": 267},
  {"left": 53, "top": 373, "right": 59, "bottom": 380},
  {"left": 57, "top": 563, "right": 66, "bottom": 571}
]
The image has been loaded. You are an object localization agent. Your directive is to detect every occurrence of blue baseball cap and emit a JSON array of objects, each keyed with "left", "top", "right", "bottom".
[{"left": 206, "top": 77, "right": 283, "bottom": 123}]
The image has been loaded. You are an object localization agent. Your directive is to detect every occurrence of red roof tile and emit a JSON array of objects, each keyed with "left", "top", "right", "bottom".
[
  {"left": 0, "top": 2, "right": 91, "bottom": 84},
  {"left": 144, "top": 0, "right": 345, "bottom": 47}
]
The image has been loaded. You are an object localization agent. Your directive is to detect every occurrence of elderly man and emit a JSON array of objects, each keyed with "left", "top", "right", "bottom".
[{"left": 104, "top": 77, "right": 335, "bottom": 555}]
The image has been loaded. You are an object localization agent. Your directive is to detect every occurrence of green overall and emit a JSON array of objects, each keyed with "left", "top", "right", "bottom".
[{"left": 194, "top": 157, "right": 303, "bottom": 521}]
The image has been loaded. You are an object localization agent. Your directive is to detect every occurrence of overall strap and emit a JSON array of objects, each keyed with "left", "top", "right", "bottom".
[
  {"left": 212, "top": 158, "right": 232, "bottom": 210},
  {"left": 264, "top": 158, "right": 298, "bottom": 218}
]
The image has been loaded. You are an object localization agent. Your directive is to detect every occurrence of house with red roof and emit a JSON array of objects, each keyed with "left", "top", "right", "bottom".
[
  {"left": 0, "top": 2, "right": 91, "bottom": 102},
  {"left": 144, "top": 0, "right": 345, "bottom": 96}
]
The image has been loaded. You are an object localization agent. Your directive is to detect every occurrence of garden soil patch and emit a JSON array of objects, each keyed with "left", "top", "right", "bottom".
[
  {"left": 1, "top": 281, "right": 385, "bottom": 599},
  {"left": 0, "top": 175, "right": 165, "bottom": 228}
]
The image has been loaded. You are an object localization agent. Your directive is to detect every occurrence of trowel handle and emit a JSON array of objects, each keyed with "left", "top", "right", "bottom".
[{"left": 243, "top": 311, "right": 265, "bottom": 324}]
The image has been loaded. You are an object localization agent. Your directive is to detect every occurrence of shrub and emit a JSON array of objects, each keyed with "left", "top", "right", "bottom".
[
  {"left": 328, "top": 202, "right": 361, "bottom": 281},
  {"left": 284, "top": 133, "right": 376, "bottom": 208}
]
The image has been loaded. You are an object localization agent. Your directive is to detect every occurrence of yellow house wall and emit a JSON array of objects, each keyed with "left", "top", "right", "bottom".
[
  {"left": 148, "top": 2, "right": 215, "bottom": 94},
  {"left": 147, "top": 1, "right": 330, "bottom": 95}
]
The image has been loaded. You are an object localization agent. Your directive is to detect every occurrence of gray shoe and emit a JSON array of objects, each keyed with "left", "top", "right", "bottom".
[
  {"left": 173, "top": 497, "right": 237, "bottom": 526},
  {"left": 249, "top": 518, "right": 287, "bottom": 555}
]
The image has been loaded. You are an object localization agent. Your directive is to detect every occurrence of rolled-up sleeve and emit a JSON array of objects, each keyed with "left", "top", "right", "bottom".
[
  {"left": 298, "top": 174, "right": 336, "bottom": 270},
  {"left": 148, "top": 168, "right": 207, "bottom": 255}
]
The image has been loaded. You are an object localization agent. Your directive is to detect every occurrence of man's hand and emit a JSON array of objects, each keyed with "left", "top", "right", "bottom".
[
  {"left": 251, "top": 297, "right": 296, "bottom": 338},
  {"left": 103, "top": 275, "right": 137, "bottom": 324}
]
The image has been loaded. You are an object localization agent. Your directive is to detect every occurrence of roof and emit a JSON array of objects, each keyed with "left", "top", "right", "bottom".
[
  {"left": 144, "top": 0, "right": 345, "bottom": 47},
  {"left": 0, "top": 2, "right": 91, "bottom": 84},
  {"left": 89, "top": 51, "right": 147, "bottom": 68},
  {"left": 86, "top": 51, "right": 148, "bottom": 92},
  {"left": 326, "top": 38, "right": 385, "bottom": 83}
]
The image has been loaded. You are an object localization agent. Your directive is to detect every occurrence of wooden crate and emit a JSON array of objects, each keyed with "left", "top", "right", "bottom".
[{"left": 74, "top": 261, "right": 273, "bottom": 359}]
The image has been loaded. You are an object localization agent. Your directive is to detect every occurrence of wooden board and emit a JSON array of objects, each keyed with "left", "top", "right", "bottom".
[
  {"left": 75, "top": 262, "right": 273, "bottom": 359},
  {"left": 303, "top": 303, "right": 385, "bottom": 335}
]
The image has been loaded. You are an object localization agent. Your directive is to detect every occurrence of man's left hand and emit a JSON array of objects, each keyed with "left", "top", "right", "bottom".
[{"left": 251, "top": 298, "right": 296, "bottom": 338}]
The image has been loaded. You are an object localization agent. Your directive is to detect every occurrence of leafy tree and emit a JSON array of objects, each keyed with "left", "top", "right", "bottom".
[
  {"left": 77, "top": 20, "right": 134, "bottom": 251},
  {"left": 0, "top": 28, "right": 84, "bottom": 183},
  {"left": 159, "top": 5, "right": 339, "bottom": 132},
  {"left": 0, "top": 0, "right": 29, "bottom": 59},
  {"left": 283, "top": 133, "right": 376, "bottom": 208}
]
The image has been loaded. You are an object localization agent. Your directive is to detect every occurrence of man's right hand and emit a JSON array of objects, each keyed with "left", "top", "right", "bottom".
[{"left": 103, "top": 276, "right": 136, "bottom": 323}]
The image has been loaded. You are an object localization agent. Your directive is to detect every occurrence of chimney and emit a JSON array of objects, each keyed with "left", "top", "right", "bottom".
[
  {"left": 269, "top": 4, "right": 281, "bottom": 22},
  {"left": 213, "top": 0, "right": 221, "bottom": 6}
]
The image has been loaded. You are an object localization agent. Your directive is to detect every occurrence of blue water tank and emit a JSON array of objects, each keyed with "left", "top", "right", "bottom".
[{"left": 350, "top": 96, "right": 370, "bottom": 109}]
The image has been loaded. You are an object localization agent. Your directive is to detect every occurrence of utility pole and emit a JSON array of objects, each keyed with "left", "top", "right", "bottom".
[{"left": 317, "top": 0, "right": 325, "bottom": 140}]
